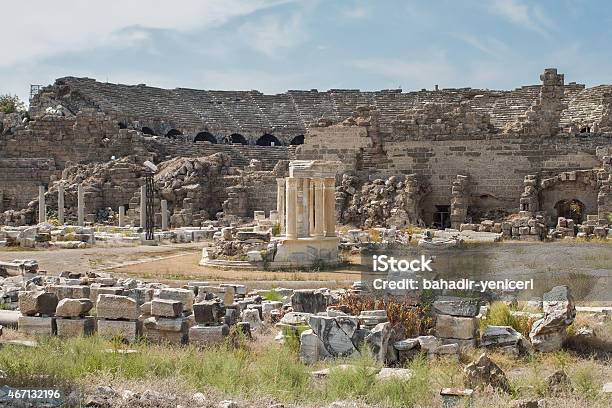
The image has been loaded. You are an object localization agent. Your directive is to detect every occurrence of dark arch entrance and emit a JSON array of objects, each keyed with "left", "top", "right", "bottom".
[
  {"left": 118, "top": 122, "right": 127, "bottom": 129},
  {"left": 554, "top": 199, "right": 585, "bottom": 224},
  {"left": 256, "top": 134, "right": 281, "bottom": 146},
  {"left": 165, "top": 129, "right": 182, "bottom": 138},
  {"left": 290, "top": 135, "right": 304, "bottom": 145},
  {"left": 194, "top": 131, "right": 217, "bottom": 143},
  {"left": 230, "top": 133, "right": 248, "bottom": 145},
  {"left": 141, "top": 127, "right": 156, "bottom": 136}
]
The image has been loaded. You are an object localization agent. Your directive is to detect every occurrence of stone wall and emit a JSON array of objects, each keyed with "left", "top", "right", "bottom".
[{"left": 0, "top": 158, "right": 57, "bottom": 210}]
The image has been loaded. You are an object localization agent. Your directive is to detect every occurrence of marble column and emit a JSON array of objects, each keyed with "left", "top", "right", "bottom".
[
  {"left": 77, "top": 184, "right": 84, "bottom": 227},
  {"left": 57, "top": 184, "right": 65, "bottom": 225},
  {"left": 300, "top": 178, "right": 310, "bottom": 237},
  {"left": 313, "top": 178, "right": 325, "bottom": 237},
  {"left": 323, "top": 178, "right": 336, "bottom": 237},
  {"left": 38, "top": 185, "right": 46, "bottom": 224},
  {"left": 161, "top": 199, "right": 169, "bottom": 231},
  {"left": 140, "top": 185, "right": 146, "bottom": 228},
  {"left": 285, "top": 178, "right": 298, "bottom": 239},
  {"left": 118, "top": 206, "right": 125, "bottom": 227},
  {"left": 276, "top": 178, "right": 286, "bottom": 234},
  {"left": 309, "top": 180, "right": 315, "bottom": 235}
]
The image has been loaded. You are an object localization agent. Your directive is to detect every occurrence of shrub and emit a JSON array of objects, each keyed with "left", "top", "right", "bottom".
[
  {"left": 481, "top": 301, "right": 532, "bottom": 337},
  {"left": 0, "top": 94, "right": 26, "bottom": 114}
]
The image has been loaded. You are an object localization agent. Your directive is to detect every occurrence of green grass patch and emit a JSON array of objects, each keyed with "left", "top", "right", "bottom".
[{"left": 480, "top": 301, "right": 531, "bottom": 337}]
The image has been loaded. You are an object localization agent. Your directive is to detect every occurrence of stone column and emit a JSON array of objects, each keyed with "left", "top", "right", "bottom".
[
  {"left": 57, "top": 184, "right": 65, "bottom": 225},
  {"left": 323, "top": 178, "right": 336, "bottom": 237},
  {"left": 118, "top": 206, "right": 125, "bottom": 227},
  {"left": 38, "top": 185, "right": 46, "bottom": 224},
  {"left": 276, "top": 178, "right": 286, "bottom": 234},
  {"left": 161, "top": 199, "right": 169, "bottom": 231},
  {"left": 285, "top": 178, "right": 298, "bottom": 239},
  {"left": 309, "top": 181, "right": 315, "bottom": 235},
  {"left": 140, "top": 185, "right": 146, "bottom": 228},
  {"left": 313, "top": 179, "right": 325, "bottom": 237},
  {"left": 301, "top": 178, "right": 310, "bottom": 237},
  {"left": 77, "top": 184, "right": 84, "bottom": 227}
]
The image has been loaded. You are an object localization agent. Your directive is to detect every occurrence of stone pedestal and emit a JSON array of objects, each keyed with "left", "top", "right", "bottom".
[{"left": 118, "top": 206, "right": 125, "bottom": 227}]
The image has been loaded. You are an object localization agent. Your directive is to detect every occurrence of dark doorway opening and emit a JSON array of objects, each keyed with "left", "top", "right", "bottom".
[
  {"left": 194, "top": 131, "right": 217, "bottom": 143},
  {"left": 290, "top": 135, "right": 304, "bottom": 145},
  {"left": 230, "top": 133, "right": 248, "bottom": 145},
  {"left": 165, "top": 129, "right": 182, "bottom": 138},
  {"left": 554, "top": 199, "right": 585, "bottom": 225},
  {"left": 141, "top": 127, "right": 156, "bottom": 136},
  {"left": 256, "top": 134, "right": 281, "bottom": 146},
  {"left": 118, "top": 122, "right": 127, "bottom": 129},
  {"left": 433, "top": 205, "right": 451, "bottom": 229}
]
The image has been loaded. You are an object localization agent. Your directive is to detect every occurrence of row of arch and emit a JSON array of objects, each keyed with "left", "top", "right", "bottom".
[{"left": 133, "top": 124, "right": 304, "bottom": 146}]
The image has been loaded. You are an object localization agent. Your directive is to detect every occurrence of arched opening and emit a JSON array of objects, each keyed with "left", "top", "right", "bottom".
[
  {"left": 141, "top": 127, "right": 156, "bottom": 136},
  {"left": 256, "top": 133, "right": 281, "bottom": 146},
  {"left": 433, "top": 205, "right": 451, "bottom": 230},
  {"left": 165, "top": 129, "right": 182, "bottom": 139},
  {"left": 194, "top": 131, "right": 217, "bottom": 144},
  {"left": 580, "top": 126, "right": 591, "bottom": 134},
  {"left": 290, "top": 135, "right": 304, "bottom": 145},
  {"left": 118, "top": 122, "right": 127, "bottom": 129},
  {"left": 554, "top": 199, "right": 585, "bottom": 225},
  {"left": 230, "top": 133, "right": 248, "bottom": 145}
]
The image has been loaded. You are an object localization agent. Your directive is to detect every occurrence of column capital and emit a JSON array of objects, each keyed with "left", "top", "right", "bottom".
[
  {"left": 286, "top": 177, "right": 299, "bottom": 188},
  {"left": 276, "top": 178, "right": 286, "bottom": 187}
]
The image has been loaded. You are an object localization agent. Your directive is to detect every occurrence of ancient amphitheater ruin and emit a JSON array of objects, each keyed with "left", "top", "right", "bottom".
[{"left": 0, "top": 68, "right": 611, "bottom": 237}]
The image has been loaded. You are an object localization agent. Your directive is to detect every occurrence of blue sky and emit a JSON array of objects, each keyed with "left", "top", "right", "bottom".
[{"left": 2, "top": 0, "right": 612, "bottom": 103}]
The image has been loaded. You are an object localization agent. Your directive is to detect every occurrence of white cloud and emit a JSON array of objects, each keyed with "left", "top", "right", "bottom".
[
  {"left": 236, "top": 13, "right": 307, "bottom": 57},
  {"left": 0, "top": 0, "right": 293, "bottom": 68},
  {"left": 456, "top": 34, "right": 512, "bottom": 60},
  {"left": 487, "top": 0, "right": 555, "bottom": 36}
]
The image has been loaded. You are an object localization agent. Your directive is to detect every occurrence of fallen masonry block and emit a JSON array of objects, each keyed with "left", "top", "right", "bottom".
[
  {"left": 48, "top": 284, "right": 90, "bottom": 301},
  {"left": 143, "top": 316, "right": 188, "bottom": 344},
  {"left": 151, "top": 299, "right": 183, "bottom": 318},
  {"left": 56, "top": 298, "right": 93, "bottom": 318},
  {"left": 193, "top": 301, "right": 224, "bottom": 325},
  {"left": 291, "top": 289, "right": 329, "bottom": 314},
  {"left": 56, "top": 317, "right": 95, "bottom": 337},
  {"left": 435, "top": 314, "right": 479, "bottom": 340},
  {"left": 189, "top": 324, "right": 229, "bottom": 346},
  {"left": 433, "top": 297, "right": 480, "bottom": 317},
  {"left": 97, "top": 319, "right": 142, "bottom": 343},
  {"left": 158, "top": 288, "right": 194, "bottom": 312},
  {"left": 89, "top": 286, "right": 124, "bottom": 302},
  {"left": 18, "top": 316, "right": 56, "bottom": 336},
  {"left": 96, "top": 294, "right": 139, "bottom": 320},
  {"left": 18, "top": 291, "right": 58, "bottom": 316}
]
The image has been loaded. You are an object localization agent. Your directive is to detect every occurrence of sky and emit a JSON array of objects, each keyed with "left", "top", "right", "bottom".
[{"left": 2, "top": 0, "right": 612, "bottom": 103}]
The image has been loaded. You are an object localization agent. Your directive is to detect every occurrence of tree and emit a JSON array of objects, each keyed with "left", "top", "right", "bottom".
[{"left": 0, "top": 94, "right": 26, "bottom": 114}]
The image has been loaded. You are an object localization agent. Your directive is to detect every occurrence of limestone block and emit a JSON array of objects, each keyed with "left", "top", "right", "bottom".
[
  {"left": 151, "top": 299, "right": 183, "bottom": 318},
  {"left": 291, "top": 289, "right": 328, "bottom": 313},
  {"left": 241, "top": 309, "right": 263, "bottom": 330},
  {"left": 97, "top": 319, "right": 141, "bottom": 342},
  {"left": 189, "top": 324, "right": 229, "bottom": 346},
  {"left": 158, "top": 288, "right": 194, "bottom": 312},
  {"left": 56, "top": 298, "right": 93, "bottom": 317},
  {"left": 193, "top": 301, "right": 224, "bottom": 325},
  {"left": 299, "top": 329, "right": 330, "bottom": 364},
  {"left": 56, "top": 317, "right": 95, "bottom": 337},
  {"left": 365, "top": 322, "right": 391, "bottom": 362},
  {"left": 89, "top": 286, "right": 124, "bottom": 302},
  {"left": 435, "top": 314, "right": 479, "bottom": 340},
  {"left": 18, "top": 291, "right": 58, "bottom": 316},
  {"left": 96, "top": 294, "right": 139, "bottom": 320},
  {"left": 142, "top": 317, "right": 188, "bottom": 344},
  {"left": 18, "top": 316, "right": 56, "bottom": 336},
  {"left": 48, "top": 285, "right": 90, "bottom": 300},
  {"left": 433, "top": 297, "right": 480, "bottom": 317}
]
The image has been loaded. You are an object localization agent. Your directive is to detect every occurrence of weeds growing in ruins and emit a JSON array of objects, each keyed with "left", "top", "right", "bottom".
[{"left": 480, "top": 301, "right": 532, "bottom": 337}]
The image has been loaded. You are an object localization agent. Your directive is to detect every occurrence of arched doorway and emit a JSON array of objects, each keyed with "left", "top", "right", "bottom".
[
  {"left": 230, "top": 133, "right": 248, "bottom": 145},
  {"left": 554, "top": 199, "right": 585, "bottom": 224},
  {"left": 165, "top": 129, "right": 182, "bottom": 138},
  {"left": 194, "top": 131, "right": 217, "bottom": 143},
  {"left": 290, "top": 135, "right": 304, "bottom": 145},
  {"left": 118, "top": 122, "right": 127, "bottom": 129},
  {"left": 141, "top": 127, "right": 156, "bottom": 136},
  {"left": 256, "top": 133, "right": 281, "bottom": 146}
]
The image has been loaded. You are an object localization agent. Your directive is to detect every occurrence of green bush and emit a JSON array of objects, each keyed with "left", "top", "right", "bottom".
[
  {"left": 481, "top": 301, "right": 531, "bottom": 337},
  {"left": 0, "top": 94, "right": 26, "bottom": 114}
]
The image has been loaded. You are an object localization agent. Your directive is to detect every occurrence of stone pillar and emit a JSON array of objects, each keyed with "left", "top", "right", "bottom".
[
  {"left": 38, "top": 185, "right": 46, "bottom": 224},
  {"left": 300, "top": 178, "right": 310, "bottom": 237},
  {"left": 77, "top": 184, "right": 84, "bottom": 227},
  {"left": 323, "top": 178, "right": 336, "bottom": 237},
  {"left": 313, "top": 179, "right": 325, "bottom": 237},
  {"left": 161, "top": 199, "right": 169, "bottom": 231},
  {"left": 309, "top": 181, "right": 315, "bottom": 235},
  {"left": 57, "top": 184, "right": 65, "bottom": 225},
  {"left": 140, "top": 185, "right": 146, "bottom": 228},
  {"left": 276, "top": 178, "right": 286, "bottom": 234},
  {"left": 285, "top": 178, "right": 298, "bottom": 239},
  {"left": 118, "top": 206, "right": 125, "bottom": 227}
]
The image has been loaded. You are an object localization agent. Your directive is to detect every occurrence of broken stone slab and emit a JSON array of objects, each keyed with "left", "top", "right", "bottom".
[
  {"left": 18, "top": 316, "right": 56, "bottom": 336},
  {"left": 241, "top": 309, "right": 263, "bottom": 330},
  {"left": 291, "top": 289, "right": 329, "bottom": 314},
  {"left": 300, "top": 329, "right": 331, "bottom": 364},
  {"left": 365, "top": 322, "right": 391, "bottom": 362},
  {"left": 464, "top": 353, "right": 510, "bottom": 393},
  {"left": 417, "top": 335, "right": 440, "bottom": 353},
  {"left": 150, "top": 299, "right": 183, "bottom": 318},
  {"left": 435, "top": 314, "right": 479, "bottom": 340},
  {"left": 18, "top": 291, "right": 58, "bottom": 316},
  {"left": 96, "top": 294, "right": 139, "bottom": 320},
  {"left": 189, "top": 324, "right": 229, "bottom": 346},
  {"left": 56, "top": 317, "right": 95, "bottom": 337},
  {"left": 89, "top": 286, "right": 124, "bottom": 302},
  {"left": 529, "top": 285, "right": 575, "bottom": 352},
  {"left": 433, "top": 297, "right": 480, "bottom": 317},
  {"left": 193, "top": 301, "right": 224, "bottom": 325},
  {"left": 481, "top": 325, "right": 531, "bottom": 355},
  {"left": 307, "top": 316, "right": 358, "bottom": 358},
  {"left": 97, "top": 319, "right": 142, "bottom": 342},
  {"left": 48, "top": 284, "right": 90, "bottom": 301},
  {"left": 158, "top": 288, "right": 194, "bottom": 312},
  {"left": 55, "top": 298, "right": 93, "bottom": 318},
  {"left": 142, "top": 317, "right": 188, "bottom": 344}
]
